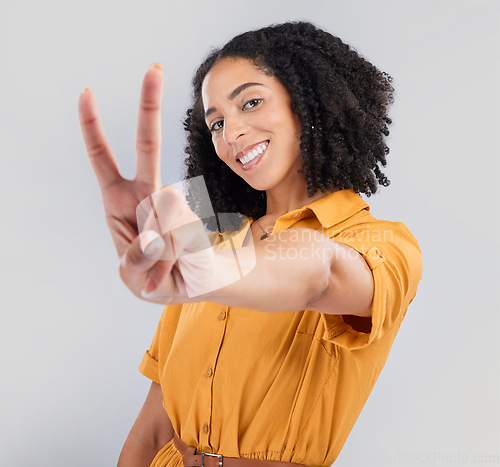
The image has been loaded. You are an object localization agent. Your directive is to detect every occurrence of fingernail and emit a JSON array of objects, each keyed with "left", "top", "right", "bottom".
[
  {"left": 144, "top": 241, "right": 163, "bottom": 259},
  {"left": 141, "top": 290, "right": 155, "bottom": 299},
  {"left": 81, "top": 87, "right": 92, "bottom": 94},
  {"left": 143, "top": 235, "right": 165, "bottom": 260},
  {"left": 150, "top": 63, "right": 162, "bottom": 71},
  {"left": 140, "top": 230, "right": 164, "bottom": 259},
  {"left": 140, "top": 230, "right": 160, "bottom": 252}
]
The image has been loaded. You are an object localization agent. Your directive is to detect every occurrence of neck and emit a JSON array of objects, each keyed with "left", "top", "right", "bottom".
[{"left": 263, "top": 180, "right": 335, "bottom": 219}]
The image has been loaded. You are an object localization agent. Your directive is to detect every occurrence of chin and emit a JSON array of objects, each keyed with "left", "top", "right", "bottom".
[{"left": 242, "top": 178, "right": 274, "bottom": 192}]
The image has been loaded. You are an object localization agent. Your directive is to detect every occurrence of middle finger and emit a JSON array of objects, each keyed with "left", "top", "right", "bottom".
[{"left": 135, "top": 64, "right": 164, "bottom": 186}]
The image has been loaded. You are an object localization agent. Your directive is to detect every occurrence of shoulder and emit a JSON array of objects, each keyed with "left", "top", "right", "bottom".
[{"left": 327, "top": 210, "right": 422, "bottom": 295}]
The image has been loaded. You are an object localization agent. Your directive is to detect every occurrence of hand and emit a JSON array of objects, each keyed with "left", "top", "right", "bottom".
[
  {"left": 78, "top": 64, "right": 164, "bottom": 257},
  {"left": 78, "top": 64, "right": 202, "bottom": 303},
  {"left": 79, "top": 65, "right": 257, "bottom": 304}
]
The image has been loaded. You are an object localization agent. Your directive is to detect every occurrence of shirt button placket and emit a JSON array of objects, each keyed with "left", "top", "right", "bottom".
[{"left": 201, "top": 306, "right": 228, "bottom": 448}]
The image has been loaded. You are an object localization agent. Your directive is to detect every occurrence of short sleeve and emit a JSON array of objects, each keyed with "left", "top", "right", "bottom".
[
  {"left": 320, "top": 222, "right": 423, "bottom": 350},
  {"left": 139, "top": 303, "right": 184, "bottom": 383}
]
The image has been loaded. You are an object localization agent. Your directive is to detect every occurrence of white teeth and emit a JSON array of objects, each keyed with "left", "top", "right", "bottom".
[{"left": 238, "top": 141, "right": 268, "bottom": 165}]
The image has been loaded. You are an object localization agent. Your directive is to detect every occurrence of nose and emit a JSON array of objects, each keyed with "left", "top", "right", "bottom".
[{"left": 222, "top": 115, "right": 247, "bottom": 145}]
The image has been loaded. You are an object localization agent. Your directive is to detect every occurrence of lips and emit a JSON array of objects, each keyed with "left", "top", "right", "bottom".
[{"left": 235, "top": 140, "right": 269, "bottom": 163}]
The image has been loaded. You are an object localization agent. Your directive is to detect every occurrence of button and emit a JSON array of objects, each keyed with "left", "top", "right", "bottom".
[
  {"left": 291, "top": 212, "right": 300, "bottom": 218},
  {"left": 375, "top": 249, "right": 384, "bottom": 258},
  {"left": 202, "top": 424, "right": 209, "bottom": 433},
  {"left": 205, "top": 367, "right": 213, "bottom": 377},
  {"left": 218, "top": 311, "right": 227, "bottom": 321}
]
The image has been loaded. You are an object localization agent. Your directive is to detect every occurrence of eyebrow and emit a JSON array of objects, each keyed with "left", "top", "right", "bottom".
[{"left": 205, "top": 82, "right": 264, "bottom": 119}]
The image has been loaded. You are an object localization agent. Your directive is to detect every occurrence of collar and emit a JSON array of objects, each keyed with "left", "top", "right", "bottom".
[
  {"left": 278, "top": 189, "right": 369, "bottom": 229},
  {"left": 303, "top": 189, "right": 369, "bottom": 228},
  {"left": 244, "top": 189, "right": 370, "bottom": 239}
]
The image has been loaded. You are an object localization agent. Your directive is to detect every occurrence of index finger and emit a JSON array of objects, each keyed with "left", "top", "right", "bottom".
[{"left": 78, "top": 88, "right": 122, "bottom": 189}]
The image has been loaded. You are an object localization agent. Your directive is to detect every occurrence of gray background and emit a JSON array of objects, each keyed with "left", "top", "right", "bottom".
[{"left": 0, "top": 0, "right": 498, "bottom": 465}]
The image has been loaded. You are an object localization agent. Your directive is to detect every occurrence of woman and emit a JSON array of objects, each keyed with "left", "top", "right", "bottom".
[{"left": 79, "top": 21, "right": 422, "bottom": 467}]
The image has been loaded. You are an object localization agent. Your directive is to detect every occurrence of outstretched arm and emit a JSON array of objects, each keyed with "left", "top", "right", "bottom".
[
  {"left": 78, "top": 65, "right": 373, "bottom": 317},
  {"left": 117, "top": 224, "right": 373, "bottom": 316},
  {"left": 199, "top": 227, "right": 374, "bottom": 315}
]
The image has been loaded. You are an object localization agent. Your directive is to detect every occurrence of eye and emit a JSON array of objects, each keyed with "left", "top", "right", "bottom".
[
  {"left": 242, "top": 98, "right": 262, "bottom": 110},
  {"left": 210, "top": 120, "right": 224, "bottom": 132}
]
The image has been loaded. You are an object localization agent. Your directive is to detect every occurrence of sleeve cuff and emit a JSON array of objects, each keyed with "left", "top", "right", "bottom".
[
  {"left": 139, "top": 349, "right": 161, "bottom": 384},
  {"left": 320, "top": 245, "right": 392, "bottom": 350}
]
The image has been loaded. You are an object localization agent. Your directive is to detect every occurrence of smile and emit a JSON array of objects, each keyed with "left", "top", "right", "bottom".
[{"left": 237, "top": 141, "right": 269, "bottom": 169}]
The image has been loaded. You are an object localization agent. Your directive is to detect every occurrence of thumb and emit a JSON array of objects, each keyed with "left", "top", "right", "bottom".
[
  {"left": 140, "top": 230, "right": 166, "bottom": 260},
  {"left": 119, "top": 230, "right": 165, "bottom": 279}
]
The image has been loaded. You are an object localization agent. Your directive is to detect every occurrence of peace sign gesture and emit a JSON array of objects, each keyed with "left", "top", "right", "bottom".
[
  {"left": 78, "top": 64, "right": 259, "bottom": 306},
  {"left": 78, "top": 64, "right": 164, "bottom": 257},
  {"left": 78, "top": 65, "right": 212, "bottom": 303}
]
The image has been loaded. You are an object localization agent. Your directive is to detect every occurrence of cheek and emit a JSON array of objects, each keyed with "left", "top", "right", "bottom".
[
  {"left": 267, "top": 109, "right": 300, "bottom": 136},
  {"left": 265, "top": 110, "right": 284, "bottom": 127},
  {"left": 284, "top": 112, "right": 302, "bottom": 142},
  {"left": 212, "top": 138, "right": 229, "bottom": 162}
]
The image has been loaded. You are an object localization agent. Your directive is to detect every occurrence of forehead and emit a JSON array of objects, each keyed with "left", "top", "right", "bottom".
[{"left": 201, "top": 58, "right": 271, "bottom": 107}]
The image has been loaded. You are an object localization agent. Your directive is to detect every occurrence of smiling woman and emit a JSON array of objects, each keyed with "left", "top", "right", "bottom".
[
  {"left": 202, "top": 58, "right": 304, "bottom": 197},
  {"left": 78, "top": 20, "right": 422, "bottom": 467}
]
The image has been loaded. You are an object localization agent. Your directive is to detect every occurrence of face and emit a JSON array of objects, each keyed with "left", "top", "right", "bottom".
[{"left": 201, "top": 58, "right": 304, "bottom": 193}]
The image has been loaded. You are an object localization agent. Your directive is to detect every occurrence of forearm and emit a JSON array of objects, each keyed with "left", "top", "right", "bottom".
[
  {"left": 201, "top": 228, "right": 333, "bottom": 313},
  {"left": 117, "top": 382, "right": 174, "bottom": 466},
  {"left": 117, "top": 429, "right": 167, "bottom": 467}
]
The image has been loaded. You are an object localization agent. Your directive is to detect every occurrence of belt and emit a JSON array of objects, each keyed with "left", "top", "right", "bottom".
[{"left": 173, "top": 433, "right": 310, "bottom": 467}]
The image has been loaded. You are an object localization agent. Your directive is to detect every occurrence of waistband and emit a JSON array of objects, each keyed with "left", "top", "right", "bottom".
[{"left": 173, "top": 433, "right": 310, "bottom": 467}]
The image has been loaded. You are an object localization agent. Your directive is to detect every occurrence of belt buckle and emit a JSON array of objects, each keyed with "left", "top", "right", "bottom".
[{"left": 201, "top": 452, "right": 223, "bottom": 467}]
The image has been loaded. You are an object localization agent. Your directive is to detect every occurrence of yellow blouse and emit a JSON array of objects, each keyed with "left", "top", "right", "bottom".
[{"left": 139, "top": 189, "right": 423, "bottom": 466}]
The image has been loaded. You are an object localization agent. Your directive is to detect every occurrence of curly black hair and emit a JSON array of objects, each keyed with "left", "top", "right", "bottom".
[{"left": 182, "top": 21, "right": 394, "bottom": 225}]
